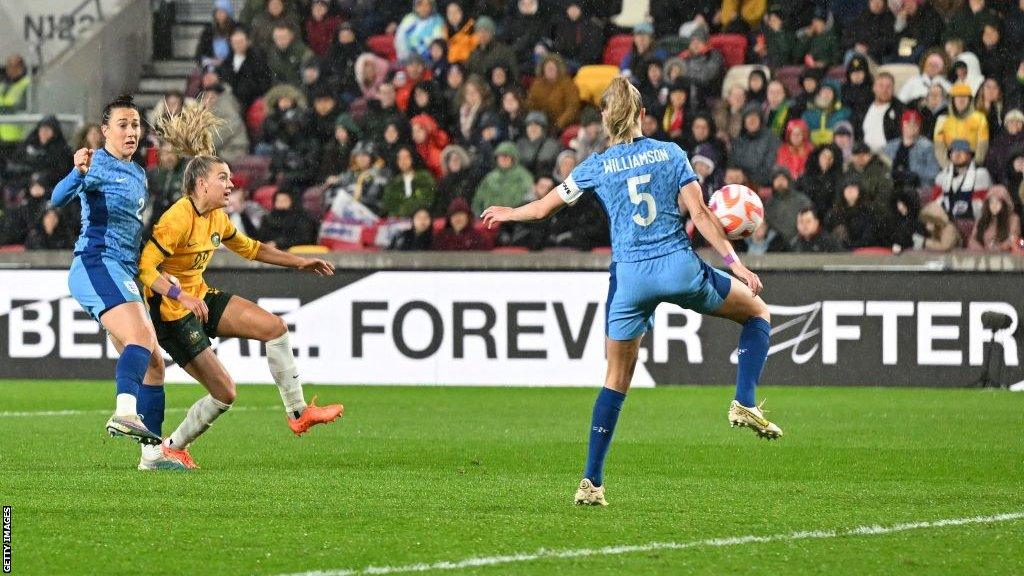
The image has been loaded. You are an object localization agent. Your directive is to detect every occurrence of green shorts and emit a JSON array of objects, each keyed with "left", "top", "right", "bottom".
[{"left": 149, "top": 288, "right": 234, "bottom": 367}]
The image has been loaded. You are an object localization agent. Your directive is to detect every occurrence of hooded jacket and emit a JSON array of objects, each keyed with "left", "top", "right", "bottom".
[
  {"left": 354, "top": 52, "right": 391, "bottom": 100},
  {"left": 472, "top": 141, "right": 534, "bottom": 215},
  {"left": 382, "top": 154, "right": 436, "bottom": 218},
  {"left": 919, "top": 200, "right": 961, "bottom": 251},
  {"left": 410, "top": 114, "right": 450, "bottom": 179},
  {"left": 434, "top": 197, "right": 488, "bottom": 251},
  {"left": 731, "top": 105, "right": 780, "bottom": 186},
  {"left": 434, "top": 144, "right": 480, "bottom": 216},
  {"left": 775, "top": 118, "right": 814, "bottom": 179},
  {"left": 797, "top": 143, "right": 843, "bottom": 218},
  {"left": 884, "top": 133, "right": 940, "bottom": 191},
  {"left": 934, "top": 92, "right": 990, "bottom": 166},
  {"left": 845, "top": 153, "right": 895, "bottom": 211},
  {"left": 802, "top": 85, "right": 852, "bottom": 145},
  {"left": 394, "top": 5, "right": 445, "bottom": 62},
  {"left": 931, "top": 158, "right": 991, "bottom": 221},
  {"left": 11, "top": 116, "right": 72, "bottom": 185}
]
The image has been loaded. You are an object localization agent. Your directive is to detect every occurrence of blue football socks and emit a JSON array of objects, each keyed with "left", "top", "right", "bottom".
[
  {"left": 115, "top": 343, "right": 150, "bottom": 407},
  {"left": 583, "top": 387, "right": 626, "bottom": 487},
  {"left": 735, "top": 317, "right": 771, "bottom": 407},
  {"left": 137, "top": 384, "right": 165, "bottom": 436}
]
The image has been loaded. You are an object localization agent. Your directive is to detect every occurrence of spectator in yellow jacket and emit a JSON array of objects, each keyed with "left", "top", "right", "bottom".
[
  {"left": 934, "top": 82, "right": 989, "bottom": 167},
  {"left": 720, "top": 0, "right": 766, "bottom": 33}
]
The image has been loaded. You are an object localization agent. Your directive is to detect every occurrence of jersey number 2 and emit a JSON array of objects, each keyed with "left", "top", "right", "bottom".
[{"left": 627, "top": 174, "right": 656, "bottom": 227}]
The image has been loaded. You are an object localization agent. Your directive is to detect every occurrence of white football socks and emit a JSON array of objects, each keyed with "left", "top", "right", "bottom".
[
  {"left": 115, "top": 393, "right": 137, "bottom": 417},
  {"left": 168, "top": 394, "right": 232, "bottom": 449},
  {"left": 266, "top": 332, "right": 307, "bottom": 416}
]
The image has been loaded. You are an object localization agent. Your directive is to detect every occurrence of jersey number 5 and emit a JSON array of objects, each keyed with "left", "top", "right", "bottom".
[{"left": 627, "top": 174, "right": 656, "bottom": 227}]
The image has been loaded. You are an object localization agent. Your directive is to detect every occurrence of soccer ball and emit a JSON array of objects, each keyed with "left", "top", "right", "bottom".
[{"left": 708, "top": 184, "right": 764, "bottom": 240}]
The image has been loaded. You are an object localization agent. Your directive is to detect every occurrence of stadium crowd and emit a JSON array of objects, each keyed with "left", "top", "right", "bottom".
[{"left": 1, "top": 0, "right": 1023, "bottom": 254}]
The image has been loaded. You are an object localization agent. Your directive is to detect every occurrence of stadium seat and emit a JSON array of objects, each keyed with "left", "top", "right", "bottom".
[
  {"left": 721, "top": 64, "right": 771, "bottom": 98},
  {"left": 302, "top": 186, "right": 325, "bottom": 217},
  {"left": 853, "top": 247, "right": 895, "bottom": 255},
  {"left": 0, "top": 245, "right": 25, "bottom": 253},
  {"left": 492, "top": 246, "right": 528, "bottom": 254},
  {"left": 474, "top": 221, "right": 499, "bottom": 248},
  {"left": 774, "top": 65, "right": 804, "bottom": 96},
  {"left": 708, "top": 34, "right": 748, "bottom": 69},
  {"left": 826, "top": 64, "right": 846, "bottom": 83},
  {"left": 560, "top": 124, "right": 580, "bottom": 148},
  {"left": 367, "top": 34, "right": 397, "bottom": 62},
  {"left": 574, "top": 65, "right": 620, "bottom": 107},
  {"left": 876, "top": 63, "right": 919, "bottom": 96},
  {"left": 245, "top": 98, "right": 267, "bottom": 139},
  {"left": 232, "top": 155, "right": 271, "bottom": 189},
  {"left": 603, "top": 34, "right": 634, "bottom": 66},
  {"left": 592, "top": 246, "right": 612, "bottom": 254},
  {"left": 253, "top": 185, "right": 278, "bottom": 211},
  {"left": 288, "top": 245, "right": 329, "bottom": 254}
]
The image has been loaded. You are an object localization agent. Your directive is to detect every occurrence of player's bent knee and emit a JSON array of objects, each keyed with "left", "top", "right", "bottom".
[
  {"left": 263, "top": 315, "right": 288, "bottom": 342},
  {"left": 212, "top": 383, "right": 237, "bottom": 405}
]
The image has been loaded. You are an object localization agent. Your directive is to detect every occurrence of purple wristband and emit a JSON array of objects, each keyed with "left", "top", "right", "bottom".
[
  {"left": 167, "top": 285, "right": 182, "bottom": 300},
  {"left": 723, "top": 252, "right": 737, "bottom": 266}
]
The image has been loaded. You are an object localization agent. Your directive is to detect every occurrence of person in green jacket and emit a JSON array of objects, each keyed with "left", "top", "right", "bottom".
[
  {"left": 0, "top": 54, "right": 31, "bottom": 148},
  {"left": 763, "top": 8, "right": 797, "bottom": 67},
  {"left": 266, "top": 24, "right": 313, "bottom": 87},
  {"left": 799, "top": 8, "right": 840, "bottom": 70},
  {"left": 471, "top": 141, "right": 533, "bottom": 216},
  {"left": 382, "top": 145, "right": 436, "bottom": 217}
]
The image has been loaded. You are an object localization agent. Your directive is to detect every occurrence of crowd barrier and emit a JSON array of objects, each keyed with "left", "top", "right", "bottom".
[{"left": 1, "top": 251, "right": 1021, "bottom": 387}]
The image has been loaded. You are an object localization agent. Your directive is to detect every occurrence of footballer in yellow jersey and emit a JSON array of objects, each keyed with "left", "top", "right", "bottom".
[{"left": 135, "top": 102, "right": 343, "bottom": 470}]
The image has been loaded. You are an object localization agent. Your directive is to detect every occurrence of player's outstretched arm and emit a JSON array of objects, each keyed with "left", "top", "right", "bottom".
[
  {"left": 480, "top": 190, "right": 567, "bottom": 229},
  {"left": 254, "top": 243, "right": 335, "bottom": 276},
  {"left": 678, "top": 181, "right": 764, "bottom": 296},
  {"left": 51, "top": 148, "right": 94, "bottom": 207}
]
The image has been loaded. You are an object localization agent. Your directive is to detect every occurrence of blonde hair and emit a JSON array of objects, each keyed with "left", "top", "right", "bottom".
[
  {"left": 154, "top": 98, "right": 227, "bottom": 197},
  {"left": 601, "top": 77, "right": 642, "bottom": 145}
]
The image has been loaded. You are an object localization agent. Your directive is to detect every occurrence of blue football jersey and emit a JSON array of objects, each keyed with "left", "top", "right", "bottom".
[
  {"left": 558, "top": 137, "right": 697, "bottom": 262},
  {"left": 53, "top": 148, "right": 148, "bottom": 267}
]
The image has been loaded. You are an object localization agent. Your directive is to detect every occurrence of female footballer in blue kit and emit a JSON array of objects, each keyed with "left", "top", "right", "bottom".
[
  {"left": 481, "top": 78, "right": 782, "bottom": 506},
  {"left": 51, "top": 95, "right": 167, "bottom": 448}
]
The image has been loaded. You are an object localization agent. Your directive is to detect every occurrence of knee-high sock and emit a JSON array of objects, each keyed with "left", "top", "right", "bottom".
[
  {"left": 583, "top": 387, "right": 626, "bottom": 487},
  {"left": 266, "top": 332, "right": 307, "bottom": 417},
  {"left": 114, "top": 344, "right": 150, "bottom": 416},
  {"left": 168, "top": 395, "right": 231, "bottom": 449},
  {"left": 136, "top": 384, "right": 165, "bottom": 436},
  {"left": 735, "top": 317, "right": 771, "bottom": 407}
]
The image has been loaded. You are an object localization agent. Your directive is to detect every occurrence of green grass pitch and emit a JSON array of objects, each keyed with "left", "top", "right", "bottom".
[{"left": 2, "top": 380, "right": 1023, "bottom": 575}]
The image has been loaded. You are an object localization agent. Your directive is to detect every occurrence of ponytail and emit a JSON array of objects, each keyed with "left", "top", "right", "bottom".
[
  {"left": 601, "top": 77, "right": 643, "bottom": 145},
  {"left": 154, "top": 98, "right": 226, "bottom": 197}
]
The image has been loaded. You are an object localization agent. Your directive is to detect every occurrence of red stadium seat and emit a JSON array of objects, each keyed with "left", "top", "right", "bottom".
[
  {"left": 253, "top": 185, "right": 278, "bottom": 211},
  {"left": 708, "top": 34, "right": 748, "bottom": 69},
  {"left": 592, "top": 246, "right": 612, "bottom": 254},
  {"left": 232, "top": 154, "right": 271, "bottom": 189},
  {"left": 492, "top": 246, "right": 528, "bottom": 254},
  {"left": 474, "top": 221, "right": 499, "bottom": 248},
  {"left": 432, "top": 217, "right": 446, "bottom": 235},
  {"left": 853, "top": 247, "right": 895, "bottom": 255},
  {"left": 774, "top": 65, "right": 804, "bottom": 96},
  {"left": 0, "top": 245, "right": 25, "bottom": 253},
  {"left": 603, "top": 34, "right": 633, "bottom": 66},
  {"left": 246, "top": 98, "right": 267, "bottom": 139},
  {"left": 367, "top": 34, "right": 397, "bottom": 62}
]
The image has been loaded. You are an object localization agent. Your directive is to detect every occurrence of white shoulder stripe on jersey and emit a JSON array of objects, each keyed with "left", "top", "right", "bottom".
[{"left": 557, "top": 175, "right": 583, "bottom": 206}]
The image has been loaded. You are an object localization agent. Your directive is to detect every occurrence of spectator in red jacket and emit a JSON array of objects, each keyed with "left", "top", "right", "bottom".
[
  {"left": 410, "top": 113, "right": 450, "bottom": 179},
  {"left": 776, "top": 118, "right": 815, "bottom": 179},
  {"left": 434, "top": 197, "right": 488, "bottom": 250},
  {"left": 304, "top": 0, "right": 342, "bottom": 57}
]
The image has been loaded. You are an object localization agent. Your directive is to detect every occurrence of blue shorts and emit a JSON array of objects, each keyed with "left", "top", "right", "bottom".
[
  {"left": 68, "top": 253, "right": 143, "bottom": 321},
  {"left": 606, "top": 248, "right": 732, "bottom": 341}
]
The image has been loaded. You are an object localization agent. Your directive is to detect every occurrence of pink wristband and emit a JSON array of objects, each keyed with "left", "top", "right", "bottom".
[
  {"left": 722, "top": 252, "right": 737, "bottom": 266},
  {"left": 167, "top": 285, "right": 182, "bottom": 300}
]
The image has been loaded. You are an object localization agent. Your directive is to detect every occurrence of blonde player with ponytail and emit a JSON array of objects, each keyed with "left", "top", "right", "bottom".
[
  {"left": 136, "top": 101, "right": 342, "bottom": 469},
  {"left": 482, "top": 78, "right": 782, "bottom": 506}
]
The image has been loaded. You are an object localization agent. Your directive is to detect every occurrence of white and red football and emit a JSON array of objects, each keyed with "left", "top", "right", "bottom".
[{"left": 708, "top": 184, "right": 765, "bottom": 240}]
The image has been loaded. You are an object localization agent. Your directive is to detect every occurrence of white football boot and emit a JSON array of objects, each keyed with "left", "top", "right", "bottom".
[
  {"left": 574, "top": 479, "right": 608, "bottom": 506},
  {"left": 728, "top": 400, "right": 783, "bottom": 439},
  {"left": 138, "top": 443, "right": 187, "bottom": 471}
]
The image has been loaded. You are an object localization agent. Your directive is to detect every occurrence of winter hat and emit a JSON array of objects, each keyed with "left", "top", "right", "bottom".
[
  {"left": 476, "top": 16, "right": 497, "bottom": 33},
  {"left": 447, "top": 197, "right": 473, "bottom": 218},
  {"left": 633, "top": 22, "right": 654, "bottom": 36},
  {"left": 901, "top": 109, "right": 923, "bottom": 125},
  {"left": 352, "top": 140, "right": 376, "bottom": 157},
  {"left": 948, "top": 139, "right": 973, "bottom": 155},
  {"left": 833, "top": 121, "right": 854, "bottom": 137},
  {"left": 949, "top": 82, "right": 973, "bottom": 97},
  {"left": 1004, "top": 109, "right": 1024, "bottom": 125},
  {"left": 525, "top": 111, "right": 548, "bottom": 128},
  {"left": 214, "top": 0, "right": 234, "bottom": 15},
  {"left": 852, "top": 142, "right": 872, "bottom": 155}
]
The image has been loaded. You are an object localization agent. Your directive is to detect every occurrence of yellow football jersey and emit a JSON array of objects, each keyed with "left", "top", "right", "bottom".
[{"left": 139, "top": 197, "right": 261, "bottom": 321}]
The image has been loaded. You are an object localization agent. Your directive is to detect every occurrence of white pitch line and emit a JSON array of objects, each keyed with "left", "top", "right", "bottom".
[
  {"left": 279, "top": 511, "right": 1024, "bottom": 576},
  {"left": 0, "top": 406, "right": 278, "bottom": 418}
]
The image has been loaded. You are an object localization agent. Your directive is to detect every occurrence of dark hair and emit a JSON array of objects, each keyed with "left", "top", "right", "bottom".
[
  {"left": 975, "top": 193, "right": 1011, "bottom": 245},
  {"left": 101, "top": 94, "right": 139, "bottom": 125},
  {"left": 798, "top": 207, "right": 817, "bottom": 219}
]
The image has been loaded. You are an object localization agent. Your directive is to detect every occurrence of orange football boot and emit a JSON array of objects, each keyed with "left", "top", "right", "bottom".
[
  {"left": 287, "top": 395, "right": 344, "bottom": 436},
  {"left": 162, "top": 441, "right": 198, "bottom": 469}
]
